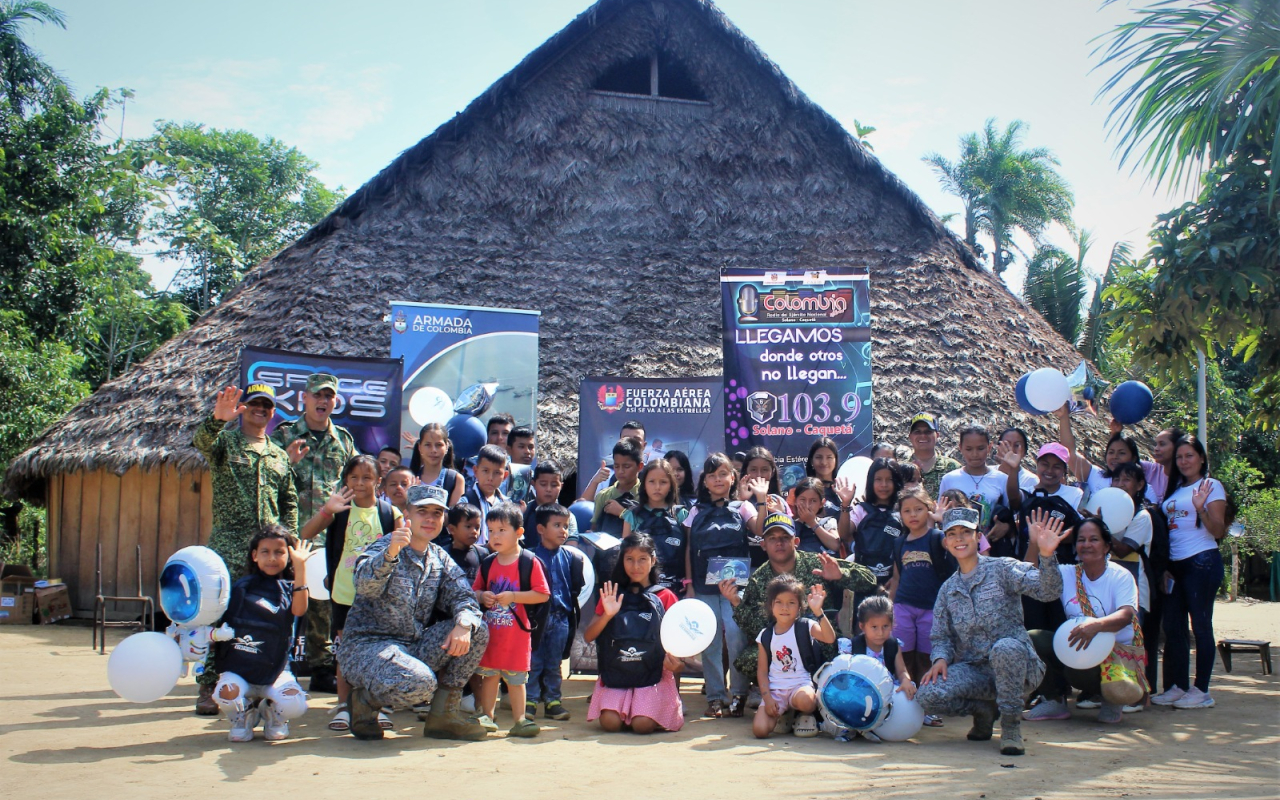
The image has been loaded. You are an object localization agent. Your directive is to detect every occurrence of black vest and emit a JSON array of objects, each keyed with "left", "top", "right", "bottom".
[
  {"left": 215, "top": 575, "right": 295, "bottom": 686},
  {"left": 849, "top": 632, "right": 899, "bottom": 671}
]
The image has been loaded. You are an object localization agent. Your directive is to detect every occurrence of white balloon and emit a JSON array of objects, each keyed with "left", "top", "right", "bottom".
[
  {"left": 837, "top": 455, "right": 874, "bottom": 502},
  {"left": 159, "top": 546, "right": 230, "bottom": 627},
  {"left": 1025, "top": 368, "right": 1071, "bottom": 413},
  {"left": 305, "top": 547, "right": 329, "bottom": 601},
  {"left": 576, "top": 551, "right": 595, "bottom": 610},
  {"left": 1085, "top": 487, "right": 1135, "bottom": 534},
  {"left": 408, "top": 386, "right": 453, "bottom": 427},
  {"left": 108, "top": 632, "right": 183, "bottom": 703},
  {"left": 875, "top": 687, "right": 925, "bottom": 741},
  {"left": 659, "top": 599, "right": 718, "bottom": 658},
  {"left": 1053, "top": 616, "right": 1116, "bottom": 670}
]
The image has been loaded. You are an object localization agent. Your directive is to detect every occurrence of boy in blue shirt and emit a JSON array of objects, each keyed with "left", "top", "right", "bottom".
[{"left": 528, "top": 502, "right": 587, "bottom": 721}]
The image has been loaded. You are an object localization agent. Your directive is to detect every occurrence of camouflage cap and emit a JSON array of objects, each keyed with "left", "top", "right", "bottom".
[{"left": 305, "top": 373, "right": 339, "bottom": 394}]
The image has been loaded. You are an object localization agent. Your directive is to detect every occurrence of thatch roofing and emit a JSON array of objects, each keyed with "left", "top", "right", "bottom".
[{"left": 4, "top": 0, "right": 1116, "bottom": 503}]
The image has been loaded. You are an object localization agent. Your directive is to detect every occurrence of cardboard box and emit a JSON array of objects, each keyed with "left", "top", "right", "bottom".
[
  {"left": 0, "top": 564, "right": 35, "bottom": 625},
  {"left": 34, "top": 583, "right": 72, "bottom": 624}
]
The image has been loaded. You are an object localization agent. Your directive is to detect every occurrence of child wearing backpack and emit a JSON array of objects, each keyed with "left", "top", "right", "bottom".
[
  {"left": 472, "top": 503, "right": 550, "bottom": 737},
  {"left": 849, "top": 595, "right": 916, "bottom": 742},
  {"left": 585, "top": 533, "right": 685, "bottom": 734},
  {"left": 838, "top": 458, "right": 905, "bottom": 604},
  {"left": 212, "top": 524, "right": 311, "bottom": 742},
  {"left": 621, "top": 458, "right": 689, "bottom": 593},
  {"left": 527, "top": 503, "right": 588, "bottom": 722},
  {"left": 753, "top": 576, "right": 836, "bottom": 739},
  {"left": 888, "top": 487, "right": 956, "bottom": 727},
  {"left": 300, "top": 454, "right": 402, "bottom": 733}
]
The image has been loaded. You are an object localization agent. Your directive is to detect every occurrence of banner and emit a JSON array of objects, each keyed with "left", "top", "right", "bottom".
[
  {"left": 577, "top": 376, "right": 725, "bottom": 496},
  {"left": 239, "top": 346, "right": 404, "bottom": 456},
  {"left": 389, "top": 302, "right": 540, "bottom": 442},
  {"left": 720, "top": 267, "right": 873, "bottom": 491}
]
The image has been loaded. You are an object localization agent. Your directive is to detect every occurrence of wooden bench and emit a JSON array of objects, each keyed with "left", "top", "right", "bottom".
[{"left": 1217, "top": 639, "right": 1272, "bottom": 675}]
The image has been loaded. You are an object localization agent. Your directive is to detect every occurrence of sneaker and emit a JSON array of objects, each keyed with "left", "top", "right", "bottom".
[
  {"left": 544, "top": 701, "right": 570, "bottom": 721},
  {"left": 473, "top": 713, "right": 500, "bottom": 733},
  {"left": 727, "top": 694, "right": 747, "bottom": 717},
  {"left": 1151, "top": 686, "right": 1186, "bottom": 706},
  {"left": 228, "top": 703, "right": 255, "bottom": 742},
  {"left": 459, "top": 694, "right": 476, "bottom": 714},
  {"left": 1172, "top": 687, "right": 1215, "bottom": 709},
  {"left": 262, "top": 700, "right": 289, "bottom": 741},
  {"left": 923, "top": 714, "right": 944, "bottom": 727},
  {"left": 819, "top": 716, "right": 850, "bottom": 740},
  {"left": 1122, "top": 703, "right": 1144, "bottom": 714},
  {"left": 1023, "top": 698, "right": 1070, "bottom": 721},
  {"left": 772, "top": 709, "right": 796, "bottom": 735},
  {"left": 1075, "top": 694, "right": 1102, "bottom": 710},
  {"left": 525, "top": 701, "right": 538, "bottom": 718},
  {"left": 793, "top": 713, "right": 819, "bottom": 738},
  {"left": 509, "top": 718, "right": 540, "bottom": 738},
  {"left": 746, "top": 687, "right": 762, "bottom": 710}
]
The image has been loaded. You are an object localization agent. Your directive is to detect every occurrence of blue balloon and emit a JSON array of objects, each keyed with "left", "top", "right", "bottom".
[
  {"left": 569, "top": 500, "right": 595, "bottom": 534},
  {"left": 446, "top": 413, "right": 487, "bottom": 462},
  {"left": 1110, "top": 380, "right": 1154, "bottom": 425},
  {"left": 1015, "top": 373, "right": 1046, "bottom": 416}
]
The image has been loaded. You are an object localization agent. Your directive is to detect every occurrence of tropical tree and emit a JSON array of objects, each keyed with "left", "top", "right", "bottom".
[
  {"left": 0, "top": 1, "right": 65, "bottom": 114},
  {"left": 1023, "top": 229, "right": 1092, "bottom": 346},
  {"left": 924, "top": 119, "right": 1075, "bottom": 276},
  {"left": 1078, "top": 240, "right": 1133, "bottom": 374},
  {"left": 852, "top": 119, "right": 877, "bottom": 152}
]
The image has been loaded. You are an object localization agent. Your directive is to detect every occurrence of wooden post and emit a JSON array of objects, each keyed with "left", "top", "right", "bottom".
[{"left": 1230, "top": 540, "right": 1239, "bottom": 602}]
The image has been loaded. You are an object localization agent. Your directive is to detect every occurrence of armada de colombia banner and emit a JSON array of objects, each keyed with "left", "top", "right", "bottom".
[
  {"left": 389, "top": 301, "right": 541, "bottom": 441},
  {"left": 577, "top": 377, "right": 726, "bottom": 496},
  {"left": 720, "top": 267, "right": 873, "bottom": 490},
  {"left": 238, "top": 345, "right": 404, "bottom": 455}
]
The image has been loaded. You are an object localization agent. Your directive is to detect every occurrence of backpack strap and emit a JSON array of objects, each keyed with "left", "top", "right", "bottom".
[
  {"left": 324, "top": 510, "right": 350, "bottom": 590},
  {"left": 761, "top": 625, "right": 775, "bottom": 665},
  {"left": 884, "top": 635, "right": 899, "bottom": 672},
  {"left": 377, "top": 500, "right": 395, "bottom": 535},
  {"left": 443, "top": 469, "right": 458, "bottom": 497},
  {"left": 795, "top": 618, "right": 820, "bottom": 675},
  {"left": 479, "top": 552, "right": 496, "bottom": 586}
]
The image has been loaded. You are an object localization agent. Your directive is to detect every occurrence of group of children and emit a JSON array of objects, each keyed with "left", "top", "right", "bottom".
[{"left": 201, "top": 402, "right": 1218, "bottom": 744}]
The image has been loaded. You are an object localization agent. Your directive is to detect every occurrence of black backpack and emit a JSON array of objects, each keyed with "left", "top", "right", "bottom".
[
  {"left": 854, "top": 502, "right": 904, "bottom": 581},
  {"left": 629, "top": 505, "right": 687, "bottom": 590},
  {"left": 479, "top": 550, "right": 551, "bottom": 650},
  {"left": 215, "top": 576, "right": 295, "bottom": 686},
  {"left": 325, "top": 499, "right": 397, "bottom": 591},
  {"left": 1017, "top": 490, "right": 1083, "bottom": 563},
  {"left": 597, "top": 586, "right": 666, "bottom": 689},
  {"left": 761, "top": 619, "right": 821, "bottom": 676}
]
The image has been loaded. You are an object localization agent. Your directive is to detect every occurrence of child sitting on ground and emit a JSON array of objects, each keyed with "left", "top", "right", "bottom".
[
  {"left": 585, "top": 533, "right": 685, "bottom": 734},
  {"left": 212, "top": 524, "right": 311, "bottom": 742},
  {"left": 848, "top": 595, "right": 917, "bottom": 742},
  {"left": 753, "top": 577, "right": 836, "bottom": 739},
  {"left": 472, "top": 503, "right": 550, "bottom": 737},
  {"left": 528, "top": 503, "right": 588, "bottom": 721}
]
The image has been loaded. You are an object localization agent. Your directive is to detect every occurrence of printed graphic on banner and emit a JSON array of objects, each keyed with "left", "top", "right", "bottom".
[
  {"left": 720, "top": 268, "right": 872, "bottom": 491},
  {"left": 389, "top": 302, "right": 540, "bottom": 444},
  {"left": 578, "top": 377, "right": 725, "bottom": 497},
  {"left": 239, "top": 346, "right": 404, "bottom": 456}
]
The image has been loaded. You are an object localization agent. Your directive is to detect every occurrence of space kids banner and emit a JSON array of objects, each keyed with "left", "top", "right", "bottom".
[
  {"left": 389, "top": 302, "right": 540, "bottom": 441},
  {"left": 238, "top": 346, "right": 404, "bottom": 455},
  {"left": 720, "top": 267, "right": 873, "bottom": 491},
  {"left": 577, "top": 377, "right": 725, "bottom": 496}
]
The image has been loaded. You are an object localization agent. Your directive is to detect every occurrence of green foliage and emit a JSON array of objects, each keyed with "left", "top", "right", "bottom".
[
  {"left": 1023, "top": 230, "right": 1091, "bottom": 345},
  {"left": 1079, "top": 241, "right": 1134, "bottom": 374},
  {"left": 139, "top": 122, "right": 345, "bottom": 312},
  {"left": 853, "top": 119, "right": 876, "bottom": 152},
  {"left": 0, "top": 312, "right": 87, "bottom": 473},
  {"left": 1235, "top": 488, "right": 1280, "bottom": 559},
  {"left": 0, "top": 503, "right": 46, "bottom": 574},
  {"left": 1095, "top": 0, "right": 1280, "bottom": 198},
  {"left": 923, "top": 119, "right": 1074, "bottom": 276},
  {"left": 0, "top": 1, "right": 66, "bottom": 115}
]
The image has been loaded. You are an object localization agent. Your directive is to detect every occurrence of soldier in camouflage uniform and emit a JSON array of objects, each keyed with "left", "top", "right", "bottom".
[
  {"left": 270, "top": 373, "right": 357, "bottom": 691},
  {"left": 191, "top": 383, "right": 299, "bottom": 713},
  {"left": 726, "top": 515, "right": 876, "bottom": 679},
  {"left": 337, "top": 484, "right": 490, "bottom": 741}
]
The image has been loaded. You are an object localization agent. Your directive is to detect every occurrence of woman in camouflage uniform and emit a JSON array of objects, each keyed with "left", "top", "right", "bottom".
[{"left": 917, "top": 507, "right": 1068, "bottom": 756}]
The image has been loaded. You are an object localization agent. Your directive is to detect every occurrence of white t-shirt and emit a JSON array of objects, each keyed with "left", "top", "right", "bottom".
[
  {"left": 1116, "top": 509, "right": 1153, "bottom": 612},
  {"left": 1041, "top": 482, "right": 1084, "bottom": 510},
  {"left": 1018, "top": 468, "right": 1039, "bottom": 494},
  {"left": 757, "top": 617, "right": 820, "bottom": 691},
  {"left": 1162, "top": 478, "right": 1226, "bottom": 561},
  {"left": 1084, "top": 465, "right": 1160, "bottom": 505},
  {"left": 1058, "top": 562, "right": 1138, "bottom": 645},
  {"left": 938, "top": 467, "right": 1011, "bottom": 529}
]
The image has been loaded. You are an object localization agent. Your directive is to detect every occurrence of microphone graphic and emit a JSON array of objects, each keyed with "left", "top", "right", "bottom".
[{"left": 737, "top": 284, "right": 759, "bottom": 321}]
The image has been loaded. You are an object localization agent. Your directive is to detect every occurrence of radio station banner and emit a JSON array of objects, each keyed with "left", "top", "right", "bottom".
[
  {"left": 578, "top": 376, "right": 725, "bottom": 496},
  {"left": 389, "top": 302, "right": 540, "bottom": 442},
  {"left": 239, "top": 346, "right": 404, "bottom": 455},
  {"left": 720, "top": 267, "right": 873, "bottom": 490}
]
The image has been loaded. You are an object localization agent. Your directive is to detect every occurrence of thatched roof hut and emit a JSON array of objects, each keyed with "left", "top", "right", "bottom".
[{"left": 5, "top": 0, "right": 1114, "bottom": 612}]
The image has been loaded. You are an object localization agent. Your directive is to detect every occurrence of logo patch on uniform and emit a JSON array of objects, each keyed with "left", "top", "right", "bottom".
[{"left": 665, "top": 537, "right": 682, "bottom": 547}]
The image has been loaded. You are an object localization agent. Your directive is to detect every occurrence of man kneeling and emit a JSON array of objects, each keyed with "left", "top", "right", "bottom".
[{"left": 337, "top": 484, "right": 489, "bottom": 740}]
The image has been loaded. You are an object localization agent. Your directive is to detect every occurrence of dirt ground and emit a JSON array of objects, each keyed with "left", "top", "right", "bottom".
[{"left": 2, "top": 599, "right": 1277, "bottom": 800}]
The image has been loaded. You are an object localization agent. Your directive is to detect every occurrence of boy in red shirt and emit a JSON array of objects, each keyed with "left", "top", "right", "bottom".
[{"left": 473, "top": 503, "right": 550, "bottom": 737}]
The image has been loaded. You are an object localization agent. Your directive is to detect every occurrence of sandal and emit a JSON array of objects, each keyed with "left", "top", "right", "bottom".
[
  {"left": 378, "top": 707, "right": 394, "bottom": 730},
  {"left": 705, "top": 699, "right": 724, "bottom": 718},
  {"left": 923, "top": 714, "right": 944, "bottom": 728},
  {"left": 328, "top": 703, "right": 351, "bottom": 732},
  {"left": 728, "top": 694, "right": 746, "bottom": 718}
]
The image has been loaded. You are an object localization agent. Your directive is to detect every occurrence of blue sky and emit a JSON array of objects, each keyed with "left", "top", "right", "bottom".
[{"left": 30, "top": 0, "right": 1191, "bottom": 292}]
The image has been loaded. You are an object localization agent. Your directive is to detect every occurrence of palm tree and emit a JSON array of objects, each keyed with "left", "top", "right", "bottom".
[
  {"left": 924, "top": 119, "right": 1075, "bottom": 276},
  {"left": 1095, "top": 0, "right": 1280, "bottom": 197},
  {"left": 0, "top": 1, "right": 66, "bottom": 114},
  {"left": 1022, "top": 229, "right": 1092, "bottom": 346},
  {"left": 1079, "top": 240, "right": 1133, "bottom": 368}
]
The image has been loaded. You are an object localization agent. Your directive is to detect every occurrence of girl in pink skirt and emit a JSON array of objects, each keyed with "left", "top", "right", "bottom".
[{"left": 585, "top": 534, "right": 685, "bottom": 733}]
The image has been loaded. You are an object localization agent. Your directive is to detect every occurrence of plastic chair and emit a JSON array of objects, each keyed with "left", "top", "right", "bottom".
[{"left": 92, "top": 543, "right": 155, "bottom": 654}]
